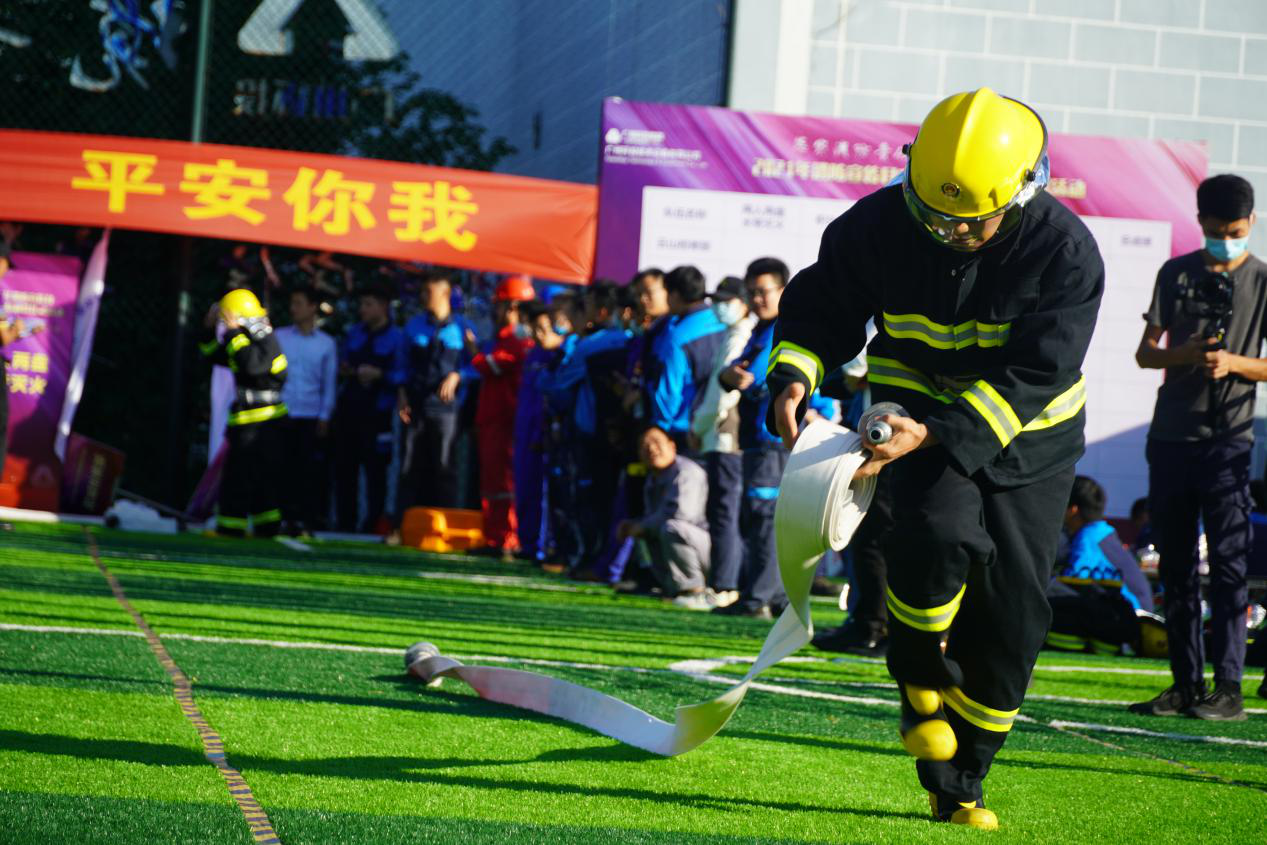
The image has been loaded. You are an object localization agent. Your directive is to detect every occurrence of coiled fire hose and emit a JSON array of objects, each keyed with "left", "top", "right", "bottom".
[{"left": 406, "top": 419, "right": 877, "bottom": 756}]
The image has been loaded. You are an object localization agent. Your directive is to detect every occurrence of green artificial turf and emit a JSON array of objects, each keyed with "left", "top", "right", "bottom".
[{"left": 0, "top": 521, "right": 1264, "bottom": 843}]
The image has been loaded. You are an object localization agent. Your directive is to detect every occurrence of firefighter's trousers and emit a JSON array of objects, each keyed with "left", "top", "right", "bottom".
[
  {"left": 218, "top": 416, "right": 285, "bottom": 538},
  {"left": 883, "top": 447, "right": 1073, "bottom": 802}
]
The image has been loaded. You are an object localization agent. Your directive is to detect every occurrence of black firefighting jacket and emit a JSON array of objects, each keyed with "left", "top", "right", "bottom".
[
  {"left": 767, "top": 185, "right": 1104, "bottom": 486},
  {"left": 200, "top": 321, "right": 289, "bottom": 426}
]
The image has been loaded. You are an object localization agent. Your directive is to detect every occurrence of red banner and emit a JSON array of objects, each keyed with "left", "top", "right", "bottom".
[{"left": 0, "top": 130, "right": 598, "bottom": 282}]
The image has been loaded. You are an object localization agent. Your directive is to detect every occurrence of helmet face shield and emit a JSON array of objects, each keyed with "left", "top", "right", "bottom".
[{"left": 902, "top": 152, "right": 1049, "bottom": 252}]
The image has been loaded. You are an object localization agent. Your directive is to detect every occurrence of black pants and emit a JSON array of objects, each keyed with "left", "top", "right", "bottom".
[
  {"left": 705, "top": 450, "right": 744, "bottom": 592},
  {"left": 218, "top": 417, "right": 285, "bottom": 538},
  {"left": 1147, "top": 437, "right": 1251, "bottom": 684},
  {"left": 848, "top": 469, "right": 893, "bottom": 631},
  {"left": 883, "top": 448, "right": 1073, "bottom": 802},
  {"left": 573, "top": 434, "right": 622, "bottom": 568},
  {"left": 1046, "top": 580, "right": 1139, "bottom": 653},
  {"left": 396, "top": 409, "right": 460, "bottom": 522},
  {"left": 334, "top": 412, "right": 392, "bottom": 533},
  {"left": 281, "top": 417, "right": 329, "bottom": 530},
  {"left": 738, "top": 443, "right": 790, "bottom": 611}
]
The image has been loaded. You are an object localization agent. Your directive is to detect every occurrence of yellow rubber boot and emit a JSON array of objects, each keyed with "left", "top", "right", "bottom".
[
  {"left": 930, "top": 793, "right": 999, "bottom": 831},
  {"left": 899, "top": 685, "right": 957, "bottom": 761}
]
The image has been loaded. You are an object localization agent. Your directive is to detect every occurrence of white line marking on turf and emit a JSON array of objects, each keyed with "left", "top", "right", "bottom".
[
  {"left": 5, "top": 624, "right": 1264, "bottom": 735},
  {"left": 274, "top": 537, "right": 311, "bottom": 553},
  {"left": 1048, "top": 721, "right": 1267, "bottom": 749},
  {"left": 416, "top": 572, "right": 590, "bottom": 592}
]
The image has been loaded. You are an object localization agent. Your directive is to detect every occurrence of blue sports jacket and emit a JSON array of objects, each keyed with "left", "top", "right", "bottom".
[
  {"left": 651, "top": 304, "right": 726, "bottom": 436},
  {"left": 542, "top": 324, "right": 632, "bottom": 436},
  {"left": 338, "top": 321, "right": 405, "bottom": 421},
  {"left": 734, "top": 319, "right": 835, "bottom": 449},
  {"left": 397, "top": 311, "right": 466, "bottom": 414},
  {"left": 1062, "top": 520, "right": 1153, "bottom": 611}
]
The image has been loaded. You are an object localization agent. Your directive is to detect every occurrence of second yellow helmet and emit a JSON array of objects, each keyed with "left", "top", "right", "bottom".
[{"left": 219, "top": 288, "right": 266, "bottom": 319}]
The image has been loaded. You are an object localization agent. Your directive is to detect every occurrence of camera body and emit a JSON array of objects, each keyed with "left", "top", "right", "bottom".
[{"left": 1180, "top": 270, "right": 1234, "bottom": 348}]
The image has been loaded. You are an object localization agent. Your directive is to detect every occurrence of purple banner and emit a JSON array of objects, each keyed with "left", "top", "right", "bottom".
[
  {"left": 2, "top": 251, "right": 80, "bottom": 509},
  {"left": 595, "top": 98, "right": 1206, "bottom": 283}
]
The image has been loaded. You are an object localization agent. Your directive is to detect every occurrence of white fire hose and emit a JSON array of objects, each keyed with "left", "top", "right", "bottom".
[{"left": 406, "top": 419, "right": 877, "bottom": 756}]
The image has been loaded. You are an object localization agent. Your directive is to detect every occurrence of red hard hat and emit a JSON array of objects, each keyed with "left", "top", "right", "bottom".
[{"left": 496, "top": 274, "right": 535, "bottom": 302}]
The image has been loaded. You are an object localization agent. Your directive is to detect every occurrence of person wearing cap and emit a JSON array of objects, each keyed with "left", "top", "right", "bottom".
[
  {"left": 334, "top": 283, "right": 405, "bottom": 534},
  {"left": 686, "top": 275, "right": 756, "bottom": 609},
  {"left": 766, "top": 88, "right": 1104, "bottom": 829},
  {"left": 470, "top": 275, "right": 536, "bottom": 559},
  {"left": 199, "top": 288, "right": 290, "bottom": 537},
  {"left": 1130, "top": 173, "right": 1267, "bottom": 721}
]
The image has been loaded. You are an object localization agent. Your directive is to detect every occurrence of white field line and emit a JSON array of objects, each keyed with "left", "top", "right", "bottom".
[
  {"left": 274, "top": 537, "right": 311, "bottom": 553},
  {"left": 416, "top": 572, "right": 591, "bottom": 593},
  {"left": 1048, "top": 721, "right": 1267, "bottom": 749},
  {"left": 4, "top": 623, "right": 1264, "bottom": 740}
]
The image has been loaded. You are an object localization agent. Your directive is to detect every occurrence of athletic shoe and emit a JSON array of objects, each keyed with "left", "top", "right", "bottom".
[
  {"left": 1188, "top": 681, "right": 1248, "bottom": 721},
  {"left": 672, "top": 590, "right": 714, "bottom": 611},
  {"left": 1127, "top": 683, "right": 1205, "bottom": 716},
  {"left": 929, "top": 792, "right": 998, "bottom": 830},
  {"left": 712, "top": 602, "right": 773, "bottom": 619},
  {"left": 810, "top": 576, "right": 844, "bottom": 597},
  {"left": 710, "top": 589, "right": 740, "bottom": 609},
  {"left": 811, "top": 622, "right": 887, "bottom": 655}
]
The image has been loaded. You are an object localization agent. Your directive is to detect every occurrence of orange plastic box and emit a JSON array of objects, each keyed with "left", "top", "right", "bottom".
[{"left": 400, "top": 507, "right": 485, "bottom": 553}]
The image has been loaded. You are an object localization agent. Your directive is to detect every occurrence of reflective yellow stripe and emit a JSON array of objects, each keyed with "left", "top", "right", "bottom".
[
  {"left": 1089, "top": 639, "right": 1120, "bottom": 656},
  {"left": 1022, "top": 377, "right": 1086, "bottom": 431},
  {"left": 867, "top": 356, "right": 1084, "bottom": 440},
  {"left": 226, "top": 334, "right": 250, "bottom": 356},
  {"left": 227, "top": 403, "right": 288, "bottom": 426},
  {"left": 198, "top": 339, "right": 219, "bottom": 356},
  {"left": 1044, "top": 631, "right": 1088, "bottom": 651},
  {"left": 252, "top": 508, "right": 282, "bottom": 525},
  {"left": 769, "top": 341, "right": 824, "bottom": 390},
  {"left": 217, "top": 515, "right": 249, "bottom": 529},
  {"left": 942, "top": 686, "right": 1018, "bottom": 732},
  {"left": 270, "top": 354, "right": 288, "bottom": 374},
  {"left": 882, "top": 312, "right": 1012, "bottom": 350},
  {"left": 885, "top": 584, "right": 966, "bottom": 633}
]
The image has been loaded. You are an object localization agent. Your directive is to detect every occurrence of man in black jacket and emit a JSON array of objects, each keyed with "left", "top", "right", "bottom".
[
  {"left": 767, "top": 88, "right": 1104, "bottom": 830},
  {"left": 201, "top": 288, "right": 288, "bottom": 537}
]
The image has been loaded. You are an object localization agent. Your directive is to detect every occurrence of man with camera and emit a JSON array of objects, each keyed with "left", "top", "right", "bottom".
[{"left": 1132, "top": 174, "right": 1267, "bottom": 721}]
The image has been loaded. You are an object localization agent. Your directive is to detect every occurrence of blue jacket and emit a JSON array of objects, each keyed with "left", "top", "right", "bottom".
[
  {"left": 1062, "top": 520, "right": 1153, "bottom": 611},
  {"left": 651, "top": 304, "right": 726, "bottom": 436},
  {"left": 734, "top": 319, "right": 835, "bottom": 449},
  {"left": 542, "top": 324, "right": 632, "bottom": 436},
  {"left": 398, "top": 311, "right": 466, "bottom": 414},
  {"left": 338, "top": 321, "right": 405, "bottom": 421}
]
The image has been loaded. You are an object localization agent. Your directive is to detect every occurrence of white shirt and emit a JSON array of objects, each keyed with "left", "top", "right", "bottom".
[
  {"left": 276, "top": 324, "right": 337, "bottom": 421},
  {"left": 690, "top": 313, "right": 757, "bottom": 454}
]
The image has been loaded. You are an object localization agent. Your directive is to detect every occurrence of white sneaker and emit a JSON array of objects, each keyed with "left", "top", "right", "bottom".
[
  {"left": 710, "top": 589, "right": 740, "bottom": 609},
  {"left": 673, "top": 591, "right": 714, "bottom": 611}
]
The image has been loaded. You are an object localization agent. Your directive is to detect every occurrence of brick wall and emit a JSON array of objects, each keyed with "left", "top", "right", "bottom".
[{"left": 810, "top": 0, "right": 1267, "bottom": 235}]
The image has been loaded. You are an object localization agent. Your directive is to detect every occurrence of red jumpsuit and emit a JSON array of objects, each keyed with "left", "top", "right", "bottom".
[{"left": 472, "top": 326, "right": 534, "bottom": 551}]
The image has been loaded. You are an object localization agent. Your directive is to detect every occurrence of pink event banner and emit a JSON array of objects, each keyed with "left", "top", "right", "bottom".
[
  {"left": 2, "top": 251, "right": 80, "bottom": 505},
  {"left": 594, "top": 98, "right": 1207, "bottom": 281}
]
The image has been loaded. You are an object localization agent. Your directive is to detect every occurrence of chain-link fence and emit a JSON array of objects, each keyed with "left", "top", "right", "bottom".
[{"left": 2, "top": 0, "right": 515, "bottom": 506}]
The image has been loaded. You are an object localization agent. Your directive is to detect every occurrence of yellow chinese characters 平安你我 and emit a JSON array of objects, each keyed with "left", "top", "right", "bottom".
[
  {"left": 180, "top": 159, "right": 271, "bottom": 225},
  {"left": 71, "top": 150, "right": 166, "bottom": 213},
  {"left": 388, "top": 180, "right": 478, "bottom": 251},
  {"left": 282, "top": 167, "right": 376, "bottom": 236}
]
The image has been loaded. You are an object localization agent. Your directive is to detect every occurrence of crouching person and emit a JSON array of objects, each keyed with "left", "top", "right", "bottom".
[{"left": 618, "top": 426, "right": 711, "bottom": 604}]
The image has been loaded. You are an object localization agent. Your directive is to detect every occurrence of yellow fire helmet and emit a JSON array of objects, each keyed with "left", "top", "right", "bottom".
[
  {"left": 1136, "top": 610, "right": 1169, "bottom": 660},
  {"left": 902, "top": 87, "right": 1049, "bottom": 251},
  {"left": 219, "top": 288, "right": 266, "bottom": 319}
]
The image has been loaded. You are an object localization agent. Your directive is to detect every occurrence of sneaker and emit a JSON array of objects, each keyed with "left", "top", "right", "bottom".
[
  {"left": 1188, "top": 681, "right": 1248, "bottom": 721},
  {"left": 672, "top": 590, "right": 714, "bottom": 611},
  {"left": 712, "top": 602, "right": 773, "bottom": 619},
  {"left": 710, "top": 589, "right": 740, "bottom": 609},
  {"left": 1127, "top": 683, "right": 1205, "bottom": 716},
  {"left": 811, "top": 622, "right": 887, "bottom": 655},
  {"left": 929, "top": 792, "right": 998, "bottom": 831},
  {"left": 810, "top": 576, "right": 844, "bottom": 597}
]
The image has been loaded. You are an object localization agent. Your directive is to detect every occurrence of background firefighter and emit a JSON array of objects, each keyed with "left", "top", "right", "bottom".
[
  {"left": 200, "top": 289, "right": 289, "bottom": 538},
  {"left": 767, "top": 88, "right": 1104, "bottom": 830}
]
